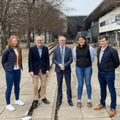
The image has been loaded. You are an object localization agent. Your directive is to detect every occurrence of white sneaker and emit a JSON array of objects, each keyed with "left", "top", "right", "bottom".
[
  {"left": 15, "top": 100, "right": 24, "bottom": 106},
  {"left": 6, "top": 104, "right": 15, "bottom": 111}
]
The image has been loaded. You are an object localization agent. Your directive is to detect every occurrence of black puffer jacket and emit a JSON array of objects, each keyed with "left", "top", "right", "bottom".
[{"left": 1, "top": 47, "right": 23, "bottom": 71}]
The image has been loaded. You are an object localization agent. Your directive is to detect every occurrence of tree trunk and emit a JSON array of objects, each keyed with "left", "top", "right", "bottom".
[
  {"left": 26, "top": 1, "right": 34, "bottom": 48},
  {"left": 49, "top": 31, "right": 50, "bottom": 43},
  {"left": 24, "top": 34, "right": 26, "bottom": 39},
  {"left": 33, "top": 30, "right": 35, "bottom": 42},
  {"left": 38, "top": 29, "right": 42, "bottom": 36},
  {"left": 26, "top": 28, "right": 31, "bottom": 48},
  {"left": 44, "top": 29, "right": 47, "bottom": 43},
  {"left": 51, "top": 33, "right": 54, "bottom": 42},
  {"left": 51, "top": 33, "right": 53, "bottom": 42},
  {"left": 8, "top": 25, "right": 11, "bottom": 38},
  {"left": 1, "top": 24, "right": 7, "bottom": 54}
]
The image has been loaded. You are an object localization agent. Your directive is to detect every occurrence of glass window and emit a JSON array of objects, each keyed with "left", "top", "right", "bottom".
[
  {"left": 118, "top": 30, "right": 120, "bottom": 41},
  {"left": 100, "top": 15, "right": 117, "bottom": 27},
  {"left": 111, "top": 17, "right": 115, "bottom": 23},
  {"left": 116, "top": 15, "right": 120, "bottom": 21},
  {"left": 107, "top": 31, "right": 116, "bottom": 44},
  {"left": 100, "top": 21, "right": 105, "bottom": 27}
]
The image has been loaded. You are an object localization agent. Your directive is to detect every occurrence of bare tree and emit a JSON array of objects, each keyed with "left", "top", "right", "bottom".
[
  {"left": 13, "top": 0, "right": 68, "bottom": 45},
  {"left": 33, "top": 0, "right": 68, "bottom": 42},
  {"left": 0, "top": 0, "right": 12, "bottom": 54},
  {"left": 0, "top": 0, "right": 71, "bottom": 52},
  {"left": 14, "top": 0, "right": 36, "bottom": 48}
]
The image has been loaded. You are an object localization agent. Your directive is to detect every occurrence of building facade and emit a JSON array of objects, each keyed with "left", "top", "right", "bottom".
[
  {"left": 84, "top": 0, "right": 120, "bottom": 46},
  {"left": 99, "top": 7, "right": 120, "bottom": 45}
]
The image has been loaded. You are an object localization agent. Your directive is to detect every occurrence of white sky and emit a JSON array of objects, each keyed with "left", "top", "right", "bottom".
[{"left": 63, "top": 0, "right": 103, "bottom": 16}]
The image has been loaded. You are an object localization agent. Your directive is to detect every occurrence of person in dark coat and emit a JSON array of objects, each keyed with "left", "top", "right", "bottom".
[
  {"left": 94, "top": 35, "right": 119, "bottom": 117},
  {"left": 2, "top": 36, "right": 24, "bottom": 111},
  {"left": 52, "top": 36, "right": 73, "bottom": 107},
  {"left": 28, "top": 36, "right": 50, "bottom": 107}
]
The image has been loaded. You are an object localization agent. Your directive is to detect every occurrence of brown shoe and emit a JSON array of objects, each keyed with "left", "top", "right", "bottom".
[
  {"left": 87, "top": 102, "right": 92, "bottom": 107},
  {"left": 77, "top": 102, "right": 81, "bottom": 108},
  {"left": 94, "top": 104, "right": 106, "bottom": 110},
  {"left": 109, "top": 109, "right": 116, "bottom": 117}
]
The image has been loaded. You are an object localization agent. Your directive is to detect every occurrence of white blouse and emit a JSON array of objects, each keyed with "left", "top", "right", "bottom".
[{"left": 14, "top": 48, "right": 19, "bottom": 70}]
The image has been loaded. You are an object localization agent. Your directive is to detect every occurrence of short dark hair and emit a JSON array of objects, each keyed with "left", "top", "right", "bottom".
[
  {"left": 77, "top": 35, "right": 86, "bottom": 41},
  {"left": 99, "top": 35, "right": 108, "bottom": 41}
]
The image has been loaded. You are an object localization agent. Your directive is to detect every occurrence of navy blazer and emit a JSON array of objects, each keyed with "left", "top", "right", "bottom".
[
  {"left": 52, "top": 46, "right": 73, "bottom": 73},
  {"left": 28, "top": 45, "right": 50, "bottom": 75},
  {"left": 1, "top": 47, "right": 23, "bottom": 72},
  {"left": 97, "top": 45, "right": 119, "bottom": 74}
]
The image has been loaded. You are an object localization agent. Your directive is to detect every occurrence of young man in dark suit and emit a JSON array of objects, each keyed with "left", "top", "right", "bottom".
[
  {"left": 52, "top": 36, "right": 73, "bottom": 107},
  {"left": 28, "top": 36, "right": 50, "bottom": 107},
  {"left": 94, "top": 35, "right": 119, "bottom": 117}
]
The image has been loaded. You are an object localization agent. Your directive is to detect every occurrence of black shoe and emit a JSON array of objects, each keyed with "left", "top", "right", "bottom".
[
  {"left": 68, "top": 100, "right": 73, "bottom": 106},
  {"left": 57, "top": 100, "right": 62, "bottom": 107},
  {"left": 42, "top": 98, "right": 50, "bottom": 104},
  {"left": 32, "top": 100, "right": 38, "bottom": 107}
]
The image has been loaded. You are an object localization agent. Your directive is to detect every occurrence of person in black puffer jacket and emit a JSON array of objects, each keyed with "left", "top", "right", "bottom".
[{"left": 2, "top": 36, "right": 24, "bottom": 111}]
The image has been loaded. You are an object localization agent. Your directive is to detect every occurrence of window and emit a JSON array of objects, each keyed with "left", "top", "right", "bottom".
[
  {"left": 116, "top": 15, "right": 120, "bottom": 21},
  {"left": 100, "top": 15, "right": 118, "bottom": 27},
  {"left": 100, "top": 21, "right": 105, "bottom": 27}
]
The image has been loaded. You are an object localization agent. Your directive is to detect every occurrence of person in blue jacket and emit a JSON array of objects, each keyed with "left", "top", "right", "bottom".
[
  {"left": 2, "top": 36, "right": 24, "bottom": 111},
  {"left": 73, "top": 35, "right": 94, "bottom": 108},
  {"left": 94, "top": 35, "right": 119, "bottom": 117},
  {"left": 52, "top": 36, "right": 73, "bottom": 107}
]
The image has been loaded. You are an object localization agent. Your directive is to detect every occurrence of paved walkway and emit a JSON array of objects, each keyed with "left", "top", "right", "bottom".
[
  {"left": 0, "top": 44, "right": 120, "bottom": 120},
  {"left": 58, "top": 44, "right": 120, "bottom": 120}
]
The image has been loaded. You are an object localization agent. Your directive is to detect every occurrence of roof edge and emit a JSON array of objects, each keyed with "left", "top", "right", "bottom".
[{"left": 84, "top": 0, "right": 105, "bottom": 22}]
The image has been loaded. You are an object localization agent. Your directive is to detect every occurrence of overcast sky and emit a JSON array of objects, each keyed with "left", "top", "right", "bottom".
[{"left": 63, "top": 0, "right": 103, "bottom": 16}]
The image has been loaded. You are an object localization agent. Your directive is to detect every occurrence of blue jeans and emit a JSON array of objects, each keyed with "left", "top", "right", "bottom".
[
  {"left": 98, "top": 72, "right": 116, "bottom": 109},
  {"left": 5, "top": 69, "right": 21, "bottom": 105},
  {"left": 76, "top": 66, "right": 92, "bottom": 100}
]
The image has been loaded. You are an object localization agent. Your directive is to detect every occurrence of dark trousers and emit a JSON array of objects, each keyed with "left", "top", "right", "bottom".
[
  {"left": 5, "top": 69, "right": 21, "bottom": 105},
  {"left": 56, "top": 71, "right": 72, "bottom": 100},
  {"left": 98, "top": 72, "right": 116, "bottom": 109}
]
